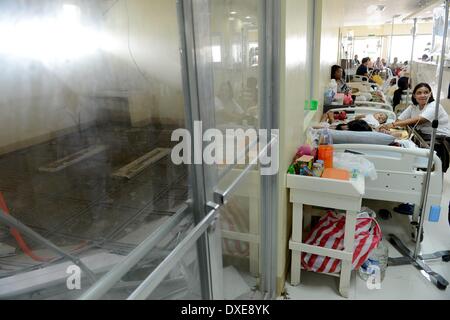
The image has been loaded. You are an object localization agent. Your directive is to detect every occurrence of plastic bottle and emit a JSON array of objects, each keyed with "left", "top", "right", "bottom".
[
  {"left": 318, "top": 128, "right": 334, "bottom": 169},
  {"left": 358, "top": 240, "right": 389, "bottom": 283},
  {"left": 324, "top": 80, "right": 337, "bottom": 105},
  {"left": 324, "top": 88, "right": 333, "bottom": 105},
  {"left": 330, "top": 79, "right": 338, "bottom": 96}
]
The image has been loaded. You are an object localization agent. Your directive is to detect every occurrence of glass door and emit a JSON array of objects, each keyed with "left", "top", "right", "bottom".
[
  {"left": 177, "top": 0, "right": 279, "bottom": 299},
  {"left": 0, "top": 0, "right": 204, "bottom": 300}
]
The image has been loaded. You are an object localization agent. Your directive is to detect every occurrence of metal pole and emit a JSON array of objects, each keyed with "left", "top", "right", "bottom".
[
  {"left": 410, "top": 18, "right": 417, "bottom": 67},
  {"left": 407, "top": 18, "right": 418, "bottom": 105},
  {"left": 0, "top": 209, "right": 97, "bottom": 282},
  {"left": 127, "top": 206, "right": 219, "bottom": 300},
  {"left": 414, "top": 0, "right": 449, "bottom": 258},
  {"left": 79, "top": 205, "right": 189, "bottom": 300},
  {"left": 388, "top": 17, "right": 395, "bottom": 64}
]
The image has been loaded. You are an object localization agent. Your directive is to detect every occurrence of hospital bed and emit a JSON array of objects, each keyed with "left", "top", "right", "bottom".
[
  {"left": 353, "top": 101, "right": 393, "bottom": 111},
  {"left": 313, "top": 107, "right": 443, "bottom": 225},
  {"left": 333, "top": 144, "right": 443, "bottom": 224},
  {"left": 325, "top": 101, "right": 393, "bottom": 113},
  {"left": 321, "top": 107, "right": 396, "bottom": 125}
]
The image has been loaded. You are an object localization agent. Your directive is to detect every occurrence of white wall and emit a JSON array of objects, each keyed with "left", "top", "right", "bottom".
[
  {"left": 412, "top": 61, "right": 450, "bottom": 112},
  {"left": 341, "top": 23, "right": 433, "bottom": 37},
  {"left": 277, "top": 0, "right": 310, "bottom": 295},
  {"left": 312, "top": 0, "right": 345, "bottom": 122},
  {"left": 0, "top": 28, "right": 100, "bottom": 153},
  {"left": 98, "top": 0, "right": 185, "bottom": 127},
  {"left": 0, "top": 0, "right": 185, "bottom": 155},
  {"left": 275, "top": 0, "right": 344, "bottom": 295}
]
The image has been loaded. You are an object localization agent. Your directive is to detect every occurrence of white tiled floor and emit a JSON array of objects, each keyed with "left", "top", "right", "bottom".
[{"left": 282, "top": 172, "right": 450, "bottom": 300}]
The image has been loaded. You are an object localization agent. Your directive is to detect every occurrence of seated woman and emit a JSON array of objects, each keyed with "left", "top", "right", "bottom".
[
  {"left": 331, "top": 65, "right": 351, "bottom": 94},
  {"left": 381, "top": 82, "right": 450, "bottom": 171},
  {"left": 381, "top": 83, "right": 450, "bottom": 135},
  {"left": 356, "top": 57, "right": 371, "bottom": 79}
]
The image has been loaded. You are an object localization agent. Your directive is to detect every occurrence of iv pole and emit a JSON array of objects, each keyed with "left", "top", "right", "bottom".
[
  {"left": 405, "top": 18, "right": 417, "bottom": 106},
  {"left": 389, "top": 0, "right": 450, "bottom": 290}
]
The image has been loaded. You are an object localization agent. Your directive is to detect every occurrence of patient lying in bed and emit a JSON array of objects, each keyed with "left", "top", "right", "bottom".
[
  {"left": 316, "top": 111, "right": 405, "bottom": 139},
  {"left": 320, "top": 110, "right": 388, "bottom": 128}
]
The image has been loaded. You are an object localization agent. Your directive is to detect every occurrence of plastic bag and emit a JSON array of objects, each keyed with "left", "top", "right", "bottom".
[
  {"left": 301, "top": 210, "right": 381, "bottom": 273},
  {"left": 333, "top": 152, "right": 378, "bottom": 180},
  {"left": 306, "top": 128, "right": 320, "bottom": 150}
]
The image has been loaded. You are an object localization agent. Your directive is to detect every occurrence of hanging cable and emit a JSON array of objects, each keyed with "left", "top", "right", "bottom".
[
  {"left": 124, "top": 0, "right": 151, "bottom": 83},
  {"left": 103, "top": 0, "right": 121, "bottom": 16},
  {"left": 0, "top": 192, "right": 87, "bottom": 262}
]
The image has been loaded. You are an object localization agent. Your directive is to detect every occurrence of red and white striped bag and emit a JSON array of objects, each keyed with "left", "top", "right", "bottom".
[{"left": 301, "top": 210, "right": 381, "bottom": 274}]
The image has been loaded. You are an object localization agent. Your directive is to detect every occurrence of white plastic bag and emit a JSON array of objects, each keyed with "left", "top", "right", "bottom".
[
  {"left": 307, "top": 128, "right": 321, "bottom": 150},
  {"left": 333, "top": 152, "right": 378, "bottom": 180}
]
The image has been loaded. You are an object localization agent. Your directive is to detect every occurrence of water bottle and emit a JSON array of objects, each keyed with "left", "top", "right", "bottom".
[
  {"left": 358, "top": 239, "right": 389, "bottom": 283},
  {"left": 318, "top": 128, "right": 334, "bottom": 169},
  {"left": 324, "top": 80, "right": 337, "bottom": 105},
  {"left": 324, "top": 88, "right": 333, "bottom": 105},
  {"left": 330, "top": 79, "right": 338, "bottom": 96}
]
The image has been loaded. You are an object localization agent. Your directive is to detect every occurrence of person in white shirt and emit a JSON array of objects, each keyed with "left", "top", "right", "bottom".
[
  {"left": 381, "top": 83, "right": 450, "bottom": 137},
  {"left": 215, "top": 81, "right": 245, "bottom": 124}
]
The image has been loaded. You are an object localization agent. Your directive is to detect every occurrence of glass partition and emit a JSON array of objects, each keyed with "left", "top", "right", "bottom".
[{"left": 0, "top": 0, "right": 192, "bottom": 299}]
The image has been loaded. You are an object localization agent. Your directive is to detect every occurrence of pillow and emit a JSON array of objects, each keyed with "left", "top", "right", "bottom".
[{"left": 329, "top": 129, "right": 395, "bottom": 145}]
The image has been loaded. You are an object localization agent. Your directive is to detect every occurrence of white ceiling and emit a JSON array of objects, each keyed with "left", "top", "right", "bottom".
[{"left": 342, "top": 0, "right": 442, "bottom": 26}]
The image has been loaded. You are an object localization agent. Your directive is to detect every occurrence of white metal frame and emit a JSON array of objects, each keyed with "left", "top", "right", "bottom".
[
  {"left": 333, "top": 144, "right": 443, "bottom": 222},
  {"left": 353, "top": 101, "right": 393, "bottom": 111},
  {"left": 218, "top": 169, "right": 261, "bottom": 276}
]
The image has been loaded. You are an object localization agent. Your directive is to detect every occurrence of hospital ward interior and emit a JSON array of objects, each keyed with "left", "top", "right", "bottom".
[{"left": 0, "top": 0, "right": 450, "bottom": 300}]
